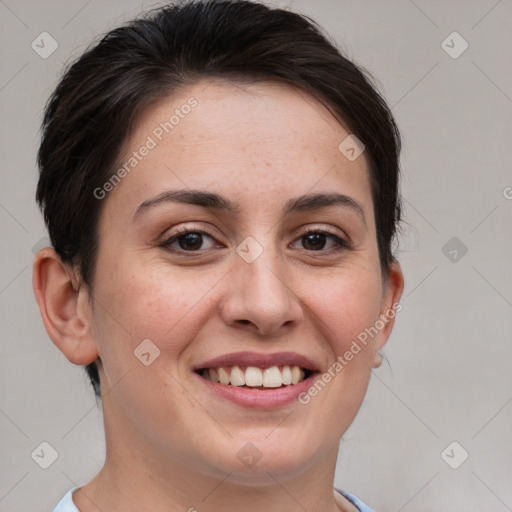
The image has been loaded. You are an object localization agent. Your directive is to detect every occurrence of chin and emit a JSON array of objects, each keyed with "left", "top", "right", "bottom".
[{"left": 198, "top": 434, "right": 325, "bottom": 485}]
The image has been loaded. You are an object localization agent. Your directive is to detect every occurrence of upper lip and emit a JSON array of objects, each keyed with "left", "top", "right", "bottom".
[{"left": 194, "top": 351, "right": 320, "bottom": 372}]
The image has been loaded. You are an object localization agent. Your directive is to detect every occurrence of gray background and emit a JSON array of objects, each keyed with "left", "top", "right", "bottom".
[{"left": 1, "top": 0, "right": 511, "bottom": 511}]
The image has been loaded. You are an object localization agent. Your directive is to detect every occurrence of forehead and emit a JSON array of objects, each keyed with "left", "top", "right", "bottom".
[{"left": 103, "top": 79, "right": 373, "bottom": 222}]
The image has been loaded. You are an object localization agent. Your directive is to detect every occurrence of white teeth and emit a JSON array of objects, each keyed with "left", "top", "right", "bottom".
[
  {"left": 291, "top": 366, "right": 302, "bottom": 385},
  {"left": 200, "top": 364, "right": 309, "bottom": 388},
  {"left": 281, "top": 365, "right": 292, "bottom": 385},
  {"left": 263, "top": 366, "right": 282, "bottom": 388},
  {"left": 245, "top": 366, "right": 263, "bottom": 387},
  {"left": 230, "top": 365, "right": 245, "bottom": 386},
  {"left": 208, "top": 368, "right": 220, "bottom": 383},
  {"left": 218, "top": 367, "right": 230, "bottom": 385}
]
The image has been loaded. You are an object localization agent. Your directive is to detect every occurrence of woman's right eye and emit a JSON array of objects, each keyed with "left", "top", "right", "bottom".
[{"left": 161, "top": 230, "right": 220, "bottom": 252}]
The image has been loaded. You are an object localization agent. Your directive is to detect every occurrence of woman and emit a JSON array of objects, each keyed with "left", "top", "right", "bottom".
[{"left": 33, "top": 1, "right": 404, "bottom": 510}]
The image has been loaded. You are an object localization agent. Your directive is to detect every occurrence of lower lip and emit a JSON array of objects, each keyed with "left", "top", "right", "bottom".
[{"left": 194, "top": 371, "right": 318, "bottom": 408}]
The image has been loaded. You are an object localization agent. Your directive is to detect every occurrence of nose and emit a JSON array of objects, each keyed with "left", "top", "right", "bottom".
[{"left": 219, "top": 240, "right": 303, "bottom": 337}]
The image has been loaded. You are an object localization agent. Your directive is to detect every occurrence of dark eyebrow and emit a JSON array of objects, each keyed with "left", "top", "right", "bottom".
[
  {"left": 133, "top": 189, "right": 242, "bottom": 219},
  {"left": 132, "top": 189, "right": 366, "bottom": 227},
  {"left": 283, "top": 192, "right": 366, "bottom": 227}
]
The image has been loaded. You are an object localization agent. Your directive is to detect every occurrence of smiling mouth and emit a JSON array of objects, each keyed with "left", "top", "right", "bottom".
[{"left": 195, "top": 365, "right": 313, "bottom": 389}]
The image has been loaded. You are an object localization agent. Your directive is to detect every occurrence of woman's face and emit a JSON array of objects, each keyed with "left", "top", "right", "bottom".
[{"left": 86, "top": 79, "right": 402, "bottom": 482}]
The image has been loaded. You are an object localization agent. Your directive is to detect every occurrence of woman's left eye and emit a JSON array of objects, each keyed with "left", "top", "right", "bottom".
[{"left": 291, "top": 230, "right": 349, "bottom": 252}]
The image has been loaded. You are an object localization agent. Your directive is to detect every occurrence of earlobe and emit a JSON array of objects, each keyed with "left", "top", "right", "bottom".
[
  {"left": 32, "top": 247, "right": 99, "bottom": 365},
  {"left": 372, "top": 260, "right": 405, "bottom": 368}
]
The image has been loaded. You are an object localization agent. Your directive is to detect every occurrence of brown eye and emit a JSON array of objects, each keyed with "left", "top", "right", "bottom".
[
  {"left": 162, "top": 230, "right": 218, "bottom": 252},
  {"left": 301, "top": 232, "right": 328, "bottom": 250},
  {"left": 291, "top": 230, "right": 350, "bottom": 252},
  {"left": 175, "top": 232, "right": 204, "bottom": 251}
]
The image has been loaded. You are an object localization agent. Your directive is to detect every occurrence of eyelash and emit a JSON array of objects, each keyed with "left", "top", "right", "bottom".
[
  {"left": 296, "top": 228, "right": 351, "bottom": 252},
  {"left": 160, "top": 226, "right": 351, "bottom": 254}
]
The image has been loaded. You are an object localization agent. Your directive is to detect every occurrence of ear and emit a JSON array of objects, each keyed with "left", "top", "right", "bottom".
[
  {"left": 373, "top": 260, "right": 404, "bottom": 368},
  {"left": 32, "top": 247, "right": 99, "bottom": 365}
]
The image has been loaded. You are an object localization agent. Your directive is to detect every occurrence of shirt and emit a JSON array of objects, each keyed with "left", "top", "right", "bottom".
[{"left": 53, "top": 486, "right": 375, "bottom": 511}]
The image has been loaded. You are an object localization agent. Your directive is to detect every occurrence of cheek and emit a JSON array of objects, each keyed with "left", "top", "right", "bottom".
[
  {"left": 304, "top": 265, "right": 382, "bottom": 348},
  {"left": 91, "top": 258, "right": 221, "bottom": 373}
]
